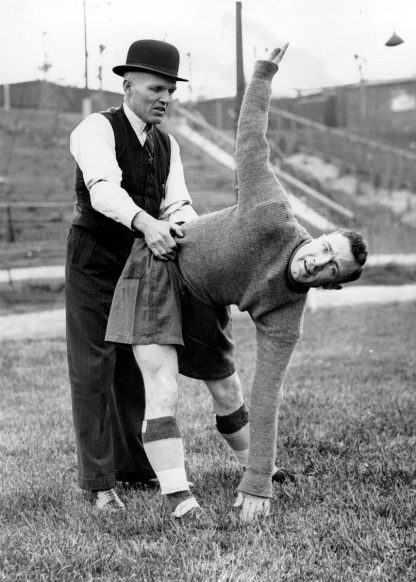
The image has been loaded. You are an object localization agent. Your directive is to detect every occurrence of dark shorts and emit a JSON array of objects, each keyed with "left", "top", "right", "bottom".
[{"left": 105, "top": 238, "right": 235, "bottom": 381}]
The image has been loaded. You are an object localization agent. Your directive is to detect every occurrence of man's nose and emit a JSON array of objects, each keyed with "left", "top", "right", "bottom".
[
  {"left": 159, "top": 90, "right": 170, "bottom": 104},
  {"left": 313, "top": 254, "right": 331, "bottom": 269}
]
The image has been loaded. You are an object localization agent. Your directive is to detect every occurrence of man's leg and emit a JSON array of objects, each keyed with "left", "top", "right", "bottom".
[
  {"left": 132, "top": 344, "right": 203, "bottom": 519},
  {"left": 205, "top": 372, "right": 250, "bottom": 468},
  {"left": 66, "top": 228, "right": 116, "bottom": 494},
  {"left": 66, "top": 227, "right": 153, "bottom": 509},
  {"left": 205, "top": 372, "right": 290, "bottom": 483},
  {"left": 110, "top": 345, "right": 156, "bottom": 485}
]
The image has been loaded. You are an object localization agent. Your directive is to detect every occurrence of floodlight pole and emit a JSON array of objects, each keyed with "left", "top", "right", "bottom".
[
  {"left": 235, "top": 1, "right": 245, "bottom": 135},
  {"left": 235, "top": 1, "right": 245, "bottom": 201},
  {"left": 354, "top": 54, "right": 367, "bottom": 128},
  {"left": 83, "top": 0, "right": 89, "bottom": 90}
]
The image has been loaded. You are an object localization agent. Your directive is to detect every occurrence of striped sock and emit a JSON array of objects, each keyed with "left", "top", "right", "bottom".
[
  {"left": 216, "top": 404, "right": 250, "bottom": 467},
  {"left": 142, "top": 416, "right": 190, "bottom": 496}
]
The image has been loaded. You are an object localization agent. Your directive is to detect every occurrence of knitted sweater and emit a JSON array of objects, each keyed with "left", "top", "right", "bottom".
[{"left": 178, "top": 60, "right": 311, "bottom": 498}]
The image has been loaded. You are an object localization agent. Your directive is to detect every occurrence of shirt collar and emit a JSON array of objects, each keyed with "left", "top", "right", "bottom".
[
  {"left": 286, "top": 238, "right": 311, "bottom": 294},
  {"left": 123, "top": 102, "right": 147, "bottom": 136}
]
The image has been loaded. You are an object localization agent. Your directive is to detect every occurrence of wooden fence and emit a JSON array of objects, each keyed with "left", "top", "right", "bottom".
[{"left": 0, "top": 202, "right": 71, "bottom": 267}]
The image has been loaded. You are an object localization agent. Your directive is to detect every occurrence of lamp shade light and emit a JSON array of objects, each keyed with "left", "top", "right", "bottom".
[{"left": 385, "top": 32, "right": 404, "bottom": 47}]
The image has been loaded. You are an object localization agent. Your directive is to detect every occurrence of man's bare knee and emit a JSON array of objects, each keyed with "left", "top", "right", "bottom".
[
  {"left": 205, "top": 372, "right": 244, "bottom": 415},
  {"left": 133, "top": 344, "right": 179, "bottom": 418},
  {"left": 133, "top": 344, "right": 177, "bottom": 378}
]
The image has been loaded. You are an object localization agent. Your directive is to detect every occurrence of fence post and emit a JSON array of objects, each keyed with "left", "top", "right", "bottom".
[
  {"left": 384, "top": 150, "right": 394, "bottom": 197},
  {"left": 6, "top": 205, "right": 16, "bottom": 242},
  {"left": 3, "top": 84, "right": 10, "bottom": 111}
]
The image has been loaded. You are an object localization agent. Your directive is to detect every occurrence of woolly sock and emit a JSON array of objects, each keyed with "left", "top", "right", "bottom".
[
  {"left": 142, "top": 416, "right": 190, "bottom": 496},
  {"left": 216, "top": 404, "right": 250, "bottom": 467}
]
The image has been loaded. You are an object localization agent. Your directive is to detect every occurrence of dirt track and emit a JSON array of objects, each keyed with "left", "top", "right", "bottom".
[{"left": 1, "top": 284, "right": 415, "bottom": 342}]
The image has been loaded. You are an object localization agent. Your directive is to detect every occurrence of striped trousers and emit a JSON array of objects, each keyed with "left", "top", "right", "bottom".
[{"left": 65, "top": 226, "right": 155, "bottom": 490}]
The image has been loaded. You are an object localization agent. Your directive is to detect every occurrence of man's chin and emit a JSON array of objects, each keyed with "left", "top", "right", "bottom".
[
  {"left": 149, "top": 112, "right": 166, "bottom": 125},
  {"left": 295, "top": 274, "right": 317, "bottom": 288},
  {"left": 292, "top": 275, "right": 308, "bottom": 288}
]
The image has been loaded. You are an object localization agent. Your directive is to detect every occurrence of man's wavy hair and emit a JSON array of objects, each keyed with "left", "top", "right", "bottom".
[{"left": 337, "top": 228, "right": 368, "bottom": 284}]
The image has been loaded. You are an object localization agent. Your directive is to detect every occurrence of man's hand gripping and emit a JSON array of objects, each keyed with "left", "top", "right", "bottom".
[{"left": 132, "top": 211, "right": 183, "bottom": 261}]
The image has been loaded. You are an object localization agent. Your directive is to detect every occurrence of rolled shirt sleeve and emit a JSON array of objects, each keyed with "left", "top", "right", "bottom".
[{"left": 167, "top": 202, "right": 198, "bottom": 226}]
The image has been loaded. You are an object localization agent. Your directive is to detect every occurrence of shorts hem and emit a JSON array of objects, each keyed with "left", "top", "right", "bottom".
[
  {"left": 106, "top": 335, "right": 184, "bottom": 346},
  {"left": 179, "top": 365, "right": 235, "bottom": 382}
]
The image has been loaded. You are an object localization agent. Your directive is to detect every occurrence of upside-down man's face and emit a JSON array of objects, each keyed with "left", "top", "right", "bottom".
[{"left": 290, "top": 232, "right": 356, "bottom": 289}]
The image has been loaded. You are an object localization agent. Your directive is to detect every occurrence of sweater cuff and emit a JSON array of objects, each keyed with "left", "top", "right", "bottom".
[
  {"left": 238, "top": 468, "right": 273, "bottom": 499},
  {"left": 253, "top": 60, "right": 279, "bottom": 82}
]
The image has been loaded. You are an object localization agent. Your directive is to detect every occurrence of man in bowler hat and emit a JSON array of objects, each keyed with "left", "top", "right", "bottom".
[{"left": 66, "top": 39, "right": 197, "bottom": 510}]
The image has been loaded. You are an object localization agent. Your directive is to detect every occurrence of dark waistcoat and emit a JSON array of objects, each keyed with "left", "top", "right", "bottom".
[{"left": 72, "top": 106, "right": 171, "bottom": 248}]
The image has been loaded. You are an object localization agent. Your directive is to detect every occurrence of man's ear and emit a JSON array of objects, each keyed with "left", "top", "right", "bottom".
[
  {"left": 323, "top": 283, "right": 342, "bottom": 290},
  {"left": 123, "top": 79, "right": 131, "bottom": 94}
]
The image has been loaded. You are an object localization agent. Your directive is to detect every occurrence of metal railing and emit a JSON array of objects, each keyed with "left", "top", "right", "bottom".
[
  {"left": 174, "top": 106, "right": 355, "bottom": 223},
  {"left": 268, "top": 106, "right": 416, "bottom": 192},
  {"left": 175, "top": 106, "right": 235, "bottom": 155}
]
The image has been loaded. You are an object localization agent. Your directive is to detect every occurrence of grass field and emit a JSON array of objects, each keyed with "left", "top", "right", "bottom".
[{"left": 1, "top": 302, "right": 415, "bottom": 581}]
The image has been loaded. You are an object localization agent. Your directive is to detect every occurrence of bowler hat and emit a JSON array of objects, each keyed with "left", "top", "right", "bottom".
[{"left": 113, "top": 39, "right": 188, "bottom": 82}]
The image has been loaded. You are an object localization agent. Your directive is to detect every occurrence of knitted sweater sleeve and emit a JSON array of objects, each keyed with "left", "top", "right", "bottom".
[
  {"left": 236, "top": 60, "right": 289, "bottom": 215},
  {"left": 237, "top": 299, "right": 305, "bottom": 498}
]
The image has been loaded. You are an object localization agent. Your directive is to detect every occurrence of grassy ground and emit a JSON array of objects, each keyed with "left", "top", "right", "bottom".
[{"left": 1, "top": 302, "right": 415, "bottom": 581}]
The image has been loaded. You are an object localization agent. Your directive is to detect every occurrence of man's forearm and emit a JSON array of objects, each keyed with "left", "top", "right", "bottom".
[
  {"left": 236, "top": 60, "right": 287, "bottom": 213},
  {"left": 237, "top": 60, "right": 278, "bottom": 152},
  {"left": 90, "top": 180, "right": 143, "bottom": 229},
  {"left": 238, "top": 331, "right": 300, "bottom": 498}
]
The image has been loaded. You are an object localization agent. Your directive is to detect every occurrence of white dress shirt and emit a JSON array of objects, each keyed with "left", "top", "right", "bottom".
[{"left": 70, "top": 102, "right": 197, "bottom": 228}]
